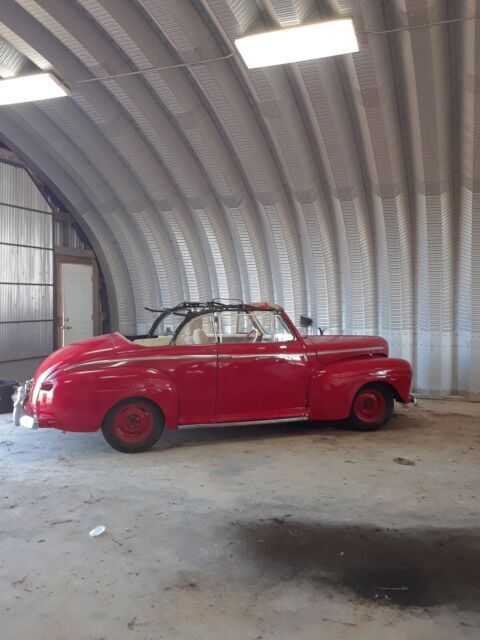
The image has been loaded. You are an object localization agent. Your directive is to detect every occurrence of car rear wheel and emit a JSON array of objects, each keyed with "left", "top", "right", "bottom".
[
  {"left": 348, "top": 383, "right": 393, "bottom": 431},
  {"left": 101, "top": 398, "right": 164, "bottom": 453}
]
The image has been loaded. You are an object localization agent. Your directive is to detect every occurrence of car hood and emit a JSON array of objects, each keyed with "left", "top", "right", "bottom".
[{"left": 304, "top": 335, "right": 388, "bottom": 362}]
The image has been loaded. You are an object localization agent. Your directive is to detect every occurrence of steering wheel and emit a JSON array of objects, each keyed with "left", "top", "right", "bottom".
[{"left": 246, "top": 328, "right": 259, "bottom": 342}]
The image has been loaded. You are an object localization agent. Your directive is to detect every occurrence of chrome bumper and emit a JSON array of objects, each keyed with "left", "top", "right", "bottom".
[{"left": 13, "top": 380, "right": 37, "bottom": 429}]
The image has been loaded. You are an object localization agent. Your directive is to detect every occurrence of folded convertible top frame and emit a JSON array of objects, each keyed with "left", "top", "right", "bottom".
[{"left": 146, "top": 300, "right": 276, "bottom": 339}]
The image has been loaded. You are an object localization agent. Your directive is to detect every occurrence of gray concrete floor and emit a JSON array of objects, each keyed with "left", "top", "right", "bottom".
[{"left": 0, "top": 400, "right": 479, "bottom": 640}]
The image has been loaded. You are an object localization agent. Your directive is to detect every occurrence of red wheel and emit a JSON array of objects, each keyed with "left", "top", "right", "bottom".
[
  {"left": 349, "top": 383, "right": 393, "bottom": 431},
  {"left": 101, "top": 398, "right": 164, "bottom": 453},
  {"left": 113, "top": 404, "right": 154, "bottom": 443}
]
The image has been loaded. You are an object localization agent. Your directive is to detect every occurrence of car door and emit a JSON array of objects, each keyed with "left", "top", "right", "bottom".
[
  {"left": 215, "top": 310, "right": 308, "bottom": 423},
  {"left": 160, "top": 312, "right": 218, "bottom": 426}
]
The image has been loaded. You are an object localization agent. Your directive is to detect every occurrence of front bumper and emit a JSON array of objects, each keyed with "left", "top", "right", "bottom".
[
  {"left": 19, "top": 414, "right": 38, "bottom": 429},
  {"left": 13, "top": 380, "right": 38, "bottom": 429}
]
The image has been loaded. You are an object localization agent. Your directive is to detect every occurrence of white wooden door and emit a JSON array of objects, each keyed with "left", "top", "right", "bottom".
[{"left": 60, "top": 263, "right": 94, "bottom": 346}]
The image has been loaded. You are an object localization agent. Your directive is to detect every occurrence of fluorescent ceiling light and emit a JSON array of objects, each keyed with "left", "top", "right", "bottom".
[
  {"left": 235, "top": 19, "right": 358, "bottom": 69},
  {"left": 0, "top": 72, "right": 69, "bottom": 106}
]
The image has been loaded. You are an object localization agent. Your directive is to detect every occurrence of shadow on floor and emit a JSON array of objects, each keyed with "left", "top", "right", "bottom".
[
  {"left": 231, "top": 518, "right": 480, "bottom": 610},
  {"left": 0, "top": 410, "right": 420, "bottom": 459},
  {"left": 158, "top": 411, "right": 417, "bottom": 450}
]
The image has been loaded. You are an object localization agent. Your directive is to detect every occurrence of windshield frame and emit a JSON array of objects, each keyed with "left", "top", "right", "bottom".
[{"left": 146, "top": 302, "right": 300, "bottom": 345}]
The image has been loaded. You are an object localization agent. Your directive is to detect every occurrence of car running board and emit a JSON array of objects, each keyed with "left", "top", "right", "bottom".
[{"left": 178, "top": 416, "right": 308, "bottom": 429}]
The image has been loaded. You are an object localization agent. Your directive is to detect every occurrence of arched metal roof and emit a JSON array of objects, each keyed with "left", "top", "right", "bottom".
[{"left": 0, "top": 0, "right": 478, "bottom": 398}]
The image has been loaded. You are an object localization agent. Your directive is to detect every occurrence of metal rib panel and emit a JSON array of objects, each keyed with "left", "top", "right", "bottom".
[
  {"left": 0, "top": 0, "right": 477, "bottom": 398},
  {"left": 387, "top": 0, "right": 454, "bottom": 395},
  {"left": 53, "top": 0, "right": 243, "bottom": 303},
  {"left": 145, "top": 0, "right": 306, "bottom": 319},
  {"left": 268, "top": 0, "right": 316, "bottom": 26},
  {"left": 5, "top": 0, "right": 210, "bottom": 327},
  {"left": 456, "top": 0, "right": 480, "bottom": 399},
  {"left": 0, "top": 35, "right": 28, "bottom": 77}
]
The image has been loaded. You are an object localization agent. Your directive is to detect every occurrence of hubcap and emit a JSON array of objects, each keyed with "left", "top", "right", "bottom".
[
  {"left": 354, "top": 389, "right": 386, "bottom": 424},
  {"left": 113, "top": 403, "right": 153, "bottom": 443}
]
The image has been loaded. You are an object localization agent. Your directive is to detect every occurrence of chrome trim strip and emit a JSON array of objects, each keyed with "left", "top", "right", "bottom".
[
  {"left": 218, "top": 353, "right": 305, "bottom": 360},
  {"left": 178, "top": 416, "right": 308, "bottom": 429},
  {"left": 66, "top": 352, "right": 306, "bottom": 370},
  {"left": 313, "top": 346, "right": 385, "bottom": 356},
  {"left": 66, "top": 345, "right": 384, "bottom": 371},
  {"left": 65, "top": 354, "right": 214, "bottom": 371}
]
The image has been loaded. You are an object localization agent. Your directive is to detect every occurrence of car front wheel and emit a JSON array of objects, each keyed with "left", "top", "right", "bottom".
[
  {"left": 101, "top": 398, "right": 164, "bottom": 452},
  {"left": 348, "top": 383, "right": 393, "bottom": 431}
]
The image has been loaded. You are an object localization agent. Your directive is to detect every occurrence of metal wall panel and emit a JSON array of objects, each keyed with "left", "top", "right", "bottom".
[
  {"left": 0, "top": 321, "right": 53, "bottom": 362},
  {"left": 0, "top": 161, "right": 53, "bottom": 378},
  {"left": 0, "top": 245, "right": 53, "bottom": 284},
  {"left": 53, "top": 218, "right": 88, "bottom": 250},
  {"left": 0, "top": 162, "right": 51, "bottom": 212},
  {"left": 4, "top": 357, "right": 45, "bottom": 383},
  {"left": 0, "top": 204, "right": 51, "bottom": 247},
  {"left": 0, "top": 284, "right": 52, "bottom": 322}
]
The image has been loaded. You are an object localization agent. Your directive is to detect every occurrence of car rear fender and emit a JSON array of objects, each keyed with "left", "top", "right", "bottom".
[
  {"left": 95, "top": 366, "right": 180, "bottom": 429},
  {"left": 308, "top": 357, "right": 413, "bottom": 421},
  {"left": 43, "top": 365, "right": 180, "bottom": 432}
]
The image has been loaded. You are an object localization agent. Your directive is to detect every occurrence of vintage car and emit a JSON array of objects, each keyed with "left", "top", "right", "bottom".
[{"left": 14, "top": 301, "right": 414, "bottom": 452}]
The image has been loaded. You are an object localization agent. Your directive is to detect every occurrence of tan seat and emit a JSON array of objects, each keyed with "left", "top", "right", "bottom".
[
  {"left": 192, "top": 328, "right": 208, "bottom": 344},
  {"left": 177, "top": 327, "right": 194, "bottom": 345},
  {"left": 133, "top": 336, "right": 172, "bottom": 347}
]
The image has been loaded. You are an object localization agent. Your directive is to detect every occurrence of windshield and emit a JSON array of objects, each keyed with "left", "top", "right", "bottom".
[
  {"left": 218, "top": 310, "right": 294, "bottom": 343},
  {"left": 143, "top": 304, "right": 295, "bottom": 346}
]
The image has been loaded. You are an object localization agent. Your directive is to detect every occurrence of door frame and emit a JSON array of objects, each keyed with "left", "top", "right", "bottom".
[{"left": 55, "top": 252, "right": 100, "bottom": 349}]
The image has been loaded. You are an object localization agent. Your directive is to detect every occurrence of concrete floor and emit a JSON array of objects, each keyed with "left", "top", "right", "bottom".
[{"left": 0, "top": 400, "right": 479, "bottom": 640}]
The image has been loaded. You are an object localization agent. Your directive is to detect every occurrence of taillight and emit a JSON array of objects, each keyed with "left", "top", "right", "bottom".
[{"left": 40, "top": 381, "right": 53, "bottom": 392}]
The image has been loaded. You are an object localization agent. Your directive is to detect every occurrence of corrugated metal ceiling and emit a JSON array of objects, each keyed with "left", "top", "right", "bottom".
[{"left": 0, "top": 0, "right": 478, "bottom": 398}]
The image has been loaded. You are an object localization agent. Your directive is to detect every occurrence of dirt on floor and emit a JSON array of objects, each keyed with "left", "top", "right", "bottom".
[{"left": 0, "top": 399, "right": 479, "bottom": 639}]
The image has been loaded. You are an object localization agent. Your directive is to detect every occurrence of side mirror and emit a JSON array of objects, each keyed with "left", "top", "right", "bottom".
[{"left": 300, "top": 315, "right": 313, "bottom": 328}]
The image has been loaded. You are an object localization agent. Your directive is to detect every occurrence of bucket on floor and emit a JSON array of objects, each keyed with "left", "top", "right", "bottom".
[{"left": 0, "top": 381, "right": 17, "bottom": 414}]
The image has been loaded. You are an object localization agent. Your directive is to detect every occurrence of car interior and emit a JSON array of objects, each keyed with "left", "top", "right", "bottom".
[{"left": 131, "top": 307, "right": 293, "bottom": 347}]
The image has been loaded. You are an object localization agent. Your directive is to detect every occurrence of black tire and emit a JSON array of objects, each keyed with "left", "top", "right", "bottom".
[
  {"left": 348, "top": 383, "right": 394, "bottom": 431},
  {"left": 101, "top": 398, "right": 164, "bottom": 453}
]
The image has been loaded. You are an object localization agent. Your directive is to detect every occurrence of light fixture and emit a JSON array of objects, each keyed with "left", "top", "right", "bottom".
[
  {"left": 0, "top": 72, "right": 69, "bottom": 106},
  {"left": 234, "top": 19, "right": 358, "bottom": 69}
]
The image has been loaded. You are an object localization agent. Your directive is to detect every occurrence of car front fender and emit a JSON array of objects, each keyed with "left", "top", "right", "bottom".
[{"left": 308, "top": 357, "right": 413, "bottom": 421}]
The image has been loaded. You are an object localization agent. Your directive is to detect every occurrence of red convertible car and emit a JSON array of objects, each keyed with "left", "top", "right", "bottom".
[{"left": 14, "top": 301, "right": 413, "bottom": 452}]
